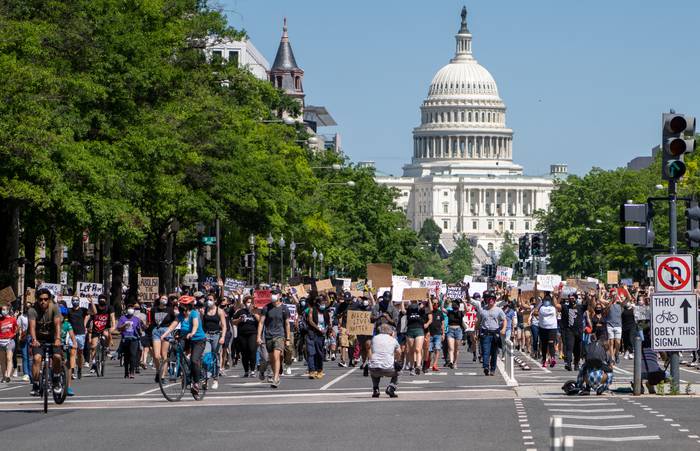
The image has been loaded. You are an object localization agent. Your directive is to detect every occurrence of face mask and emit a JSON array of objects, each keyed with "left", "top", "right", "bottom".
[
  {"left": 245, "top": 302, "right": 252, "bottom": 309},
  {"left": 543, "top": 300, "right": 552, "bottom": 307},
  {"left": 271, "top": 295, "right": 279, "bottom": 303},
  {"left": 126, "top": 308, "right": 134, "bottom": 316},
  {"left": 362, "top": 300, "right": 369, "bottom": 306},
  {"left": 160, "top": 300, "right": 167, "bottom": 307},
  {"left": 319, "top": 305, "right": 326, "bottom": 311},
  {"left": 0, "top": 309, "right": 7, "bottom": 317},
  {"left": 207, "top": 300, "right": 215, "bottom": 308},
  {"left": 72, "top": 300, "right": 80, "bottom": 308},
  {"left": 594, "top": 308, "right": 603, "bottom": 314},
  {"left": 576, "top": 299, "right": 582, "bottom": 305}
]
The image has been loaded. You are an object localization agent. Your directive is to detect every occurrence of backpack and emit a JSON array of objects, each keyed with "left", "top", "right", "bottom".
[
  {"left": 584, "top": 340, "right": 607, "bottom": 369},
  {"left": 298, "top": 307, "right": 308, "bottom": 333}
]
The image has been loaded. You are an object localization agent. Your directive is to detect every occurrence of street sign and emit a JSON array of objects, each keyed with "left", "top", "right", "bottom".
[
  {"left": 654, "top": 254, "right": 694, "bottom": 293},
  {"left": 650, "top": 293, "right": 698, "bottom": 351},
  {"left": 202, "top": 236, "right": 216, "bottom": 245}
]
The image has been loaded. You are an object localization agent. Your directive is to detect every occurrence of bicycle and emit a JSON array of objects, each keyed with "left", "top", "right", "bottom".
[
  {"left": 38, "top": 343, "right": 67, "bottom": 413},
  {"left": 158, "top": 334, "right": 208, "bottom": 402},
  {"left": 93, "top": 333, "right": 108, "bottom": 377},
  {"left": 655, "top": 311, "right": 678, "bottom": 324}
]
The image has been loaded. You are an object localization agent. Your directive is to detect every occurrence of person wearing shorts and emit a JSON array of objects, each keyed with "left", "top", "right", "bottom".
[
  {"left": 445, "top": 301, "right": 464, "bottom": 369},
  {"left": 606, "top": 298, "right": 623, "bottom": 364},
  {"left": 28, "top": 289, "right": 63, "bottom": 396},
  {"left": 0, "top": 304, "right": 18, "bottom": 383},
  {"left": 401, "top": 298, "right": 431, "bottom": 376},
  {"left": 427, "top": 299, "right": 444, "bottom": 372}
]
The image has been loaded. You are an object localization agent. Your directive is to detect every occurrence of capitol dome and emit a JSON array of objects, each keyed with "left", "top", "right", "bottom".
[{"left": 405, "top": 6, "right": 520, "bottom": 177}]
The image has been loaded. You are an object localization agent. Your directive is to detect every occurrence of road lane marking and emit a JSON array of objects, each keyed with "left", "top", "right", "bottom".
[
  {"left": 548, "top": 408, "right": 624, "bottom": 413},
  {"left": 520, "top": 353, "right": 551, "bottom": 373},
  {"left": 567, "top": 435, "right": 660, "bottom": 442},
  {"left": 544, "top": 402, "right": 616, "bottom": 407},
  {"left": 555, "top": 414, "right": 635, "bottom": 420},
  {"left": 562, "top": 423, "right": 647, "bottom": 430},
  {"left": 319, "top": 367, "right": 357, "bottom": 391},
  {"left": 138, "top": 384, "right": 174, "bottom": 396},
  {"left": 0, "top": 385, "right": 26, "bottom": 392}
]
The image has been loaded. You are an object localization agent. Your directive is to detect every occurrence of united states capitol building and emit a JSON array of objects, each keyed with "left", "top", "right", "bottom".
[{"left": 375, "top": 7, "right": 565, "bottom": 259}]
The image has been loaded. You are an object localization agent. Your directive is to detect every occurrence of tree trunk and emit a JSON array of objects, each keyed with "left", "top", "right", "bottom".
[{"left": 0, "top": 202, "right": 20, "bottom": 292}]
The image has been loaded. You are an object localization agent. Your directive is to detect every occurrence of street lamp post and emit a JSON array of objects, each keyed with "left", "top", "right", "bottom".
[
  {"left": 196, "top": 222, "right": 206, "bottom": 286},
  {"left": 312, "top": 248, "right": 317, "bottom": 279},
  {"left": 278, "top": 236, "right": 286, "bottom": 284},
  {"left": 319, "top": 252, "right": 324, "bottom": 279},
  {"left": 248, "top": 234, "right": 256, "bottom": 286},
  {"left": 290, "top": 241, "right": 296, "bottom": 279},
  {"left": 266, "top": 233, "right": 273, "bottom": 285}
]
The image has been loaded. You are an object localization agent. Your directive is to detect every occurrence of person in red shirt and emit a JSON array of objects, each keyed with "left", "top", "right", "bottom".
[{"left": 0, "top": 304, "right": 19, "bottom": 383}]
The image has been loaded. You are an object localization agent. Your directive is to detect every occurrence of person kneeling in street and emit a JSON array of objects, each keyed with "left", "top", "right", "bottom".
[
  {"left": 368, "top": 323, "right": 400, "bottom": 398},
  {"left": 576, "top": 337, "right": 614, "bottom": 395}
]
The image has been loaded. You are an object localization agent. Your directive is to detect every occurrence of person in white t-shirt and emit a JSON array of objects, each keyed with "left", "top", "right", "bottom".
[{"left": 368, "top": 323, "right": 401, "bottom": 398}]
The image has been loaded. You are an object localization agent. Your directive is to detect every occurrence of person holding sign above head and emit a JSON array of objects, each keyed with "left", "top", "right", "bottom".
[{"left": 399, "top": 294, "right": 432, "bottom": 376}]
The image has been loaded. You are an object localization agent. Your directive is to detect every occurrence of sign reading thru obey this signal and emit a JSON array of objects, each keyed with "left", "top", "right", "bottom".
[
  {"left": 651, "top": 293, "right": 699, "bottom": 351},
  {"left": 654, "top": 254, "right": 693, "bottom": 293}
]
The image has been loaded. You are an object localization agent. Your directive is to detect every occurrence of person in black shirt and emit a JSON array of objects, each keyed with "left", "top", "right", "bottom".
[
  {"left": 232, "top": 296, "right": 259, "bottom": 378},
  {"left": 445, "top": 300, "right": 465, "bottom": 369},
  {"left": 67, "top": 297, "right": 88, "bottom": 379},
  {"left": 151, "top": 296, "right": 177, "bottom": 383},
  {"left": 400, "top": 297, "right": 432, "bottom": 376},
  {"left": 561, "top": 293, "right": 587, "bottom": 371},
  {"left": 427, "top": 299, "right": 444, "bottom": 372}
]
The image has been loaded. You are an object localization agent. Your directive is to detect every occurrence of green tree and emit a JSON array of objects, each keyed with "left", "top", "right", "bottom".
[
  {"left": 446, "top": 237, "right": 473, "bottom": 283},
  {"left": 498, "top": 232, "right": 518, "bottom": 268},
  {"left": 418, "top": 219, "right": 442, "bottom": 252}
]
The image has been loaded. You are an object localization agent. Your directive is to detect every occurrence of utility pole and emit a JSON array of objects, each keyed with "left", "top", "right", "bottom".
[{"left": 215, "top": 217, "right": 221, "bottom": 281}]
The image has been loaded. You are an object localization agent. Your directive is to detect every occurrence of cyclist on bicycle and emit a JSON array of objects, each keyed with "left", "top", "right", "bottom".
[
  {"left": 160, "top": 295, "right": 206, "bottom": 396},
  {"left": 59, "top": 303, "right": 77, "bottom": 396},
  {"left": 27, "top": 288, "right": 63, "bottom": 396},
  {"left": 88, "top": 294, "right": 116, "bottom": 373}
]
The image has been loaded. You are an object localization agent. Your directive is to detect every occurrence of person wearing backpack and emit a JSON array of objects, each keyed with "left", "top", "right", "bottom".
[{"left": 577, "top": 334, "right": 614, "bottom": 395}]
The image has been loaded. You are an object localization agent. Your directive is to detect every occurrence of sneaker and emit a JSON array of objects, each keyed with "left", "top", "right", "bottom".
[
  {"left": 212, "top": 380, "right": 219, "bottom": 390},
  {"left": 409, "top": 368, "right": 416, "bottom": 376},
  {"left": 489, "top": 370, "right": 495, "bottom": 376},
  {"left": 549, "top": 358, "right": 556, "bottom": 368},
  {"left": 308, "top": 371, "right": 317, "bottom": 380},
  {"left": 372, "top": 388, "right": 380, "bottom": 398},
  {"left": 313, "top": 372, "right": 323, "bottom": 380},
  {"left": 30, "top": 383, "right": 40, "bottom": 396},
  {"left": 243, "top": 371, "right": 249, "bottom": 378},
  {"left": 623, "top": 351, "right": 630, "bottom": 360},
  {"left": 564, "top": 364, "right": 572, "bottom": 372},
  {"left": 12, "top": 370, "right": 18, "bottom": 378},
  {"left": 71, "top": 373, "right": 76, "bottom": 380},
  {"left": 338, "top": 362, "right": 347, "bottom": 368},
  {"left": 285, "top": 366, "right": 292, "bottom": 376},
  {"left": 258, "top": 364, "right": 267, "bottom": 381},
  {"left": 453, "top": 364, "right": 458, "bottom": 370},
  {"left": 331, "top": 354, "right": 336, "bottom": 361},
  {"left": 363, "top": 365, "right": 369, "bottom": 377},
  {"left": 66, "top": 387, "right": 75, "bottom": 397},
  {"left": 415, "top": 367, "right": 421, "bottom": 375},
  {"left": 472, "top": 354, "right": 477, "bottom": 362},
  {"left": 271, "top": 378, "right": 280, "bottom": 388},
  {"left": 84, "top": 361, "right": 91, "bottom": 368},
  {"left": 579, "top": 388, "right": 591, "bottom": 396},
  {"left": 266, "top": 375, "right": 273, "bottom": 384},
  {"left": 574, "top": 363, "right": 580, "bottom": 371},
  {"left": 249, "top": 370, "right": 256, "bottom": 378},
  {"left": 542, "top": 362, "right": 547, "bottom": 368},
  {"left": 22, "top": 374, "right": 29, "bottom": 382},
  {"left": 595, "top": 385, "right": 606, "bottom": 396},
  {"left": 432, "top": 365, "right": 439, "bottom": 372},
  {"left": 385, "top": 385, "right": 398, "bottom": 398},
  {"left": 483, "top": 368, "right": 489, "bottom": 376},
  {"left": 190, "top": 383, "right": 200, "bottom": 397},
  {"left": 77, "top": 368, "right": 82, "bottom": 379}
]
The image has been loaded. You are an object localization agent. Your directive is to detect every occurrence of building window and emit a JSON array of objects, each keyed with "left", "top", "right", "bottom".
[
  {"left": 525, "top": 221, "right": 530, "bottom": 230},
  {"left": 228, "top": 51, "right": 239, "bottom": 66},
  {"left": 443, "top": 191, "right": 448, "bottom": 196},
  {"left": 276, "top": 76, "right": 282, "bottom": 88},
  {"left": 472, "top": 220, "right": 478, "bottom": 230},
  {"left": 487, "top": 243, "right": 494, "bottom": 252},
  {"left": 295, "top": 76, "right": 301, "bottom": 90},
  {"left": 498, "top": 221, "right": 504, "bottom": 232},
  {"left": 443, "top": 203, "right": 448, "bottom": 214},
  {"left": 487, "top": 221, "right": 493, "bottom": 230},
  {"left": 509, "top": 221, "right": 515, "bottom": 231},
  {"left": 461, "top": 111, "right": 465, "bottom": 122},
  {"left": 443, "top": 220, "right": 449, "bottom": 230},
  {"left": 211, "top": 50, "right": 223, "bottom": 64}
]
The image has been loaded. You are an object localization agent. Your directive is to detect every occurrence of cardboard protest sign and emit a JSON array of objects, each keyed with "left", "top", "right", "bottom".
[
  {"left": 253, "top": 290, "right": 272, "bottom": 308},
  {"left": 0, "top": 286, "right": 15, "bottom": 305},
  {"left": 346, "top": 310, "right": 373, "bottom": 336},
  {"left": 138, "top": 277, "right": 159, "bottom": 302},
  {"left": 366, "top": 263, "right": 393, "bottom": 288},
  {"left": 315, "top": 279, "right": 334, "bottom": 293},
  {"left": 495, "top": 266, "right": 514, "bottom": 283},
  {"left": 463, "top": 275, "right": 473, "bottom": 284},
  {"left": 509, "top": 287, "right": 519, "bottom": 299},
  {"left": 350, "top": 290, "right": 363, "bottom": 298},
  {"left": 223, "top": 278, "right": 246, "bottom": 296},
  {"left": 291, "top": 285, "right": 308, "bottom": 298},
  {"left": 77, "top": 282, "right": 103, "bottom": 302},
  {"left": 536, "top": 274, "right": 562, "bottom": 292},
  {"left": 607, "top": 271, "right": 619, "bottom": 285},
  {"left": 38, "top": 283, "right": 62, "bottom": 299},
  {"left": 518, "top": 290, "right": 543, "bottom": 305},
  {"left": 446, "top": 285, "right": 464, "bottom": 300},
  {"left": 403, "top": 288, "right": 429, "bottom": 300}
]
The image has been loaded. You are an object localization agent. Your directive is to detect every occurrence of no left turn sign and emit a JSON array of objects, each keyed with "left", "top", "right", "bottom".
[{"left": 654, "top": 254, "right": 694, "bottom": 293}]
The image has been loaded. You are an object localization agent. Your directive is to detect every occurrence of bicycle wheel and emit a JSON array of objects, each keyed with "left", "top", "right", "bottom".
[
  {"left": 53, "top": 367, "right": 68, "bottom": 405},
  {"left": 159, "top": 351, "right": 185, "bottom": 402},
  {"left": 42, "top": 361, "right": 49, "bottom": 414}
]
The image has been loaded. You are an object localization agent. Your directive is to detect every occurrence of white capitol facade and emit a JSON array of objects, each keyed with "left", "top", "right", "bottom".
[{"left": 376, "top": 7, "right": 563, "bottom": 256}]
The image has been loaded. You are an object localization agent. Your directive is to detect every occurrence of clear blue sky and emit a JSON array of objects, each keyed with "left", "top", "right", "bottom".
[{"left": 219, "top": 0, "right": 700, "bottom": 177}]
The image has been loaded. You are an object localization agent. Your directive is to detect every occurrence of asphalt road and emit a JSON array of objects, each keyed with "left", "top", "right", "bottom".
[{"left": 2, "top": 347, "right": 700, "bottom": 450}]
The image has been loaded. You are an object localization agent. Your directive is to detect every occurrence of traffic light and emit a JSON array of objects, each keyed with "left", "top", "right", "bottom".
[
  {"left": 686, "top": 200, "right": 700, "bottom": 248},
  {"left": 540, "top": 233, "right": 548, "bottom": 257},
  {"left": 661, "top": 113, "right": 696, "bottom": 181},
  {"left": 531, "top": 233, "right": 542, "bottom": 256},
  {"left": 518, "top": 234, "right": 530, "bottom": 259},
  {"left": 620, "top": 202, "right": 654, "bottom": 247}
]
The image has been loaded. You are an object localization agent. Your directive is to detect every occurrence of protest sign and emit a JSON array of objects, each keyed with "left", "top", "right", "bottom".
[
  {"left": 350, "top": 290, "right": 363, "bottom": 298},
  {"left": 77, "top": 282, "right": 103, "bottom": 302},
  {"left": 402, "top": 288, "right": 429, "bottom": 301},
  {"left": 606, "top": 271, "right": 619, "bottom": 285},
  {"left": 338, "top": 278, "right": 352, "bottom": 291},
  {"left": 509, "top": 287, "right": 519, "bottom": 299},
  {"left": 316, "top": 279, "right": 334, "bottom": 293},
  {"left": 354, "top": 280, "right": 366, "bottom": 291},
  {"left": 419, "top": 279, "right": 442, "bottom": 297},
  {"left": 621, "top": 278, "right": 633, "bottom": 286},
  {"left": 223, "top": 278, "right": 246, "bottom": 296},
  {"left": 495, "top": 266, "right": 514, "bottom": 283},
  {"left": 518, "top": 290, "right": 543, "bottom": 305},
  {"left": 469, "top": 282, "right": 487, "bottom": 296},
  {"left": 291, "top": 285, "right": 307, "bottom": 298},
  {"left": 285, "top": 304, "right": 297, "bottom": 321},
  {"left": 536, "top": 274, "right": 562, "bottom": 292},
  {"left": 392, "top": 279, "right": 411, "bottom": 302},
  {"left": 463, "top": 275, "right": 473, "bottom": 284},
  {"left": 346, "top": 310, "right": 373, "bottom": 336},
  {"left": 138, "top": 277, "right": 159, "bottom": 302},
  {"left": 25, "top": 287, "right": 36, "bottom": 304},
  {"left": 464, "top": 305, "right": 477, "bottom": 331},
  {"left": 446, "top": 285, "right": 464, "bottom": 300},
  {"left": 0, "top": 286, "right": 15, "bottom": 305},
  {"left": 562, "top": 286, "right": 577, "bottom": 296},
  {"left": 254, "top": 290, "right": 272, "bottom": 308},
  {"left": 367, "top": 263, "right": 393, "bottom": 288},
  {"left": 38, "top": 283, "right": 62, "bottom": 299},
  {"left": 519, "top": 279, "right": 535, "bottom": 291}
]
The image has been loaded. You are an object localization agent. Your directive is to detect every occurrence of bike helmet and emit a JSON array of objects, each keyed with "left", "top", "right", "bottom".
[
  {"left": 562, "top": 380, "right": 581, "bottom": 396},
  {"left": 178, "top": 295, "right": 195, "bottom": 305}
]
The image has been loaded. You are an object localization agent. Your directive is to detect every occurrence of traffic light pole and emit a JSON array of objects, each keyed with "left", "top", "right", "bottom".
[{"left": 668, "top": 179, "right": 680, "bottom": 394}]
